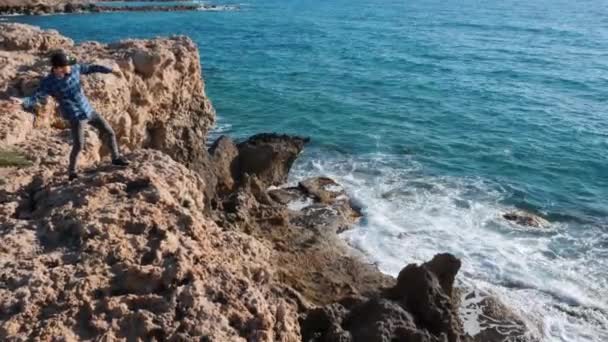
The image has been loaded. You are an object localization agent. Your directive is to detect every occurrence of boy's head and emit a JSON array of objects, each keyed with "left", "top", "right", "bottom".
[{"left": 50, "top": 52, "right": 75, "bottom": 77}]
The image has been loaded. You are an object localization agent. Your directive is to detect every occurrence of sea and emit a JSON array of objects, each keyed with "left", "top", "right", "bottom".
[{"left": 5, "top": 0, "right": 607, "bottom": 340}]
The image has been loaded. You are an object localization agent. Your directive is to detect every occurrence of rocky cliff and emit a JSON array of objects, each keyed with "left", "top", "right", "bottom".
[{"left": 0, "top": 24, "right": 538, "bottom": 341}]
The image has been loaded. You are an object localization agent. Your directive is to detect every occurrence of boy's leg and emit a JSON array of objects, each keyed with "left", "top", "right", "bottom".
[
  {"left": 88, "top": 111, "right": 120, "bottom": 160},
  {"left": 68, "top": 119, "right": 84, "bottom": 177}
]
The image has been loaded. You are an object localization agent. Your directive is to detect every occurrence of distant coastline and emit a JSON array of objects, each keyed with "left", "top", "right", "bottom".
[{"left": 0, "top": 0, "right": 237, "bottom": 16}]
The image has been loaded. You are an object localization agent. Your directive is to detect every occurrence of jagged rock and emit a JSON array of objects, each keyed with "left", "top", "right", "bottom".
[
  {"left": 0, "top": 104, "right": 34, "bottom": 146},
  {"left": 0, "top": 23, "right": 73, "bottom": 52},
  {"left": 0, "top": 150, "right": 301, "bottom": 341},
  {"left": 299, "top": 177, "right": 345, "bottom": 204},
  {"left": 209, "top": 135, "right": 240, "bottom": 197},
  {"left": 391, "top": 256, "right": 463, "bottom": 342},
  {"left": 209, "top": 134, "right": 312, "bottom": 200},
  {"left": 425, "top": 253, "right": 461, "bottom": 298},
  {"left": 344, "top": 299, "right": 441, "bottom": 342},
  {"left": 301, "top": 254, "right": 464, "bottom": 342},
  {"left": 215, "top": 171, "right": 392, "bottom": 306},
  {"left": 237, "top": 133, "right": 309, "bottom": 187},
  {"left": 294, "top": 200, "right": 360, "bottom": 235},
  {"left": 503, "top": 210, "right": 549, "bottom": 228},
  {"left": 264, "top": 176, "right": 363, "bottom": 234},
  {"left": 268, "top": 187, "right": 302, "bottom": 205}
]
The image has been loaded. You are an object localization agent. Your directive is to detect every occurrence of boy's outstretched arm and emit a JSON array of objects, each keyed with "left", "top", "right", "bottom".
[{"left": 79, "top": 63, "right": 115, "bottom": 75}]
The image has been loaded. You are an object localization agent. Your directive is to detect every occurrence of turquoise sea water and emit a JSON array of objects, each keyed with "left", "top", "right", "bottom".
[{"left": 6, "top": 0, "right": 608, "bottom": 340}]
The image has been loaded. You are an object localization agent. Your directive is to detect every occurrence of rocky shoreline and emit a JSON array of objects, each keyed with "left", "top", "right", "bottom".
[
  {"left": 0, "top": 0, "right": 237, "bottom": 16},
  {"left": 0, "top": 23, "right": 538, "bottom": 341}
]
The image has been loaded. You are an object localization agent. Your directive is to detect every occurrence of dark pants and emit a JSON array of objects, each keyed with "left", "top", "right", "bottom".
[{"left": 69, "top": 111, "right": 119, "bottom": 174}]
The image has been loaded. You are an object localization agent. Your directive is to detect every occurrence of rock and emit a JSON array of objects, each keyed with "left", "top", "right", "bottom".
[
  {"left": 294, "top": 200, "right": 360, "bottom": 235},
  {"left": 263, "top": 176, "right": 362, "bottom": 235},
  {"left": 303, "top": 297, "right": 429, "bottom": 342},
  {"left": 216, "top": 171, "right": 392, "bottom": 306},
  {"left": 301, "top": 254, "right": 464, "bottom": 342},
  {"left": 0, "top": 150, "right": 301, "bottom": 341},
  {"left": 289, "top": 177, "right": 362, "bottom": 234},
  {"left": 209, "top": 135, "right": 240, "bottom": 197},
  {"left": 345, "top": 299, "right": 437, "bottom": 342},
  {"left": 424, "top": 253, "right": 462, "bottom": 297},
  {"left": 237, "top": 133, "right": 309, "bottom": 187},
  {"left": 460, "top": 289, "right": 541, "bottom": 342},
  {"left": 0, "top": 104, "right": 34, "bottom": 146},
  {"left": 131, "top": 50, "right": 160, "bottom": 78},
  {"left": 63, "top": 2, "right": 76, "bottom": 13},
  {"left": 299, "top": 177, "right": 345, "bottom": 204},
  {"left": 503, "top": 210, "right": 549, "bottom": 228},
  {"left": 0, "top": 23, "right": 73, "bottom": 52},
  {"left": 391, "top": 258, "right": 463, "bottom": 342},
  {"left": 268, "top": 187, "right": 302, "bottom": 205}
]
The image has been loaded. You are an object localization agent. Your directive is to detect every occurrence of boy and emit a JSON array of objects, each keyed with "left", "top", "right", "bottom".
[{"left": 12, "top": 52, "right": 129, "bottom": 180}]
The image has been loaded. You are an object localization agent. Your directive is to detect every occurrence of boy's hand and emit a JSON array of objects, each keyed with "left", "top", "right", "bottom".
[{"left": 9, "top": 97, "right": 23, "bottom": 109}]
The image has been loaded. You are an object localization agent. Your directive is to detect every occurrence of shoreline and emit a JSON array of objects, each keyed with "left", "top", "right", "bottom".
[{"left": 0, "top": 1, "right": 238, "bottom": 16}]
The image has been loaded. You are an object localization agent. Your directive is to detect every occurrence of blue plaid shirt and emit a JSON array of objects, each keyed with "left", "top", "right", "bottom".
[{"left": 23, "top": 64, "right": 113, "bottom": 121}]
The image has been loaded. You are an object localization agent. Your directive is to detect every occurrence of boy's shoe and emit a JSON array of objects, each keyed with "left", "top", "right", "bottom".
[
  {"left": 68, "top": 173, "right": 79, "bottom": 181},
  {"left": 112, "top": 157, "right": 130, "bottom": 167}
]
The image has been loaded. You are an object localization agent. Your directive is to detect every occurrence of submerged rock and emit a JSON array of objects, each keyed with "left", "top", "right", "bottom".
[
  {"left": 299, "top": 177, "right": 345, "bottom": 204},
  {"left": 503, "top": 210, "right": 549, "bottom": 228}
]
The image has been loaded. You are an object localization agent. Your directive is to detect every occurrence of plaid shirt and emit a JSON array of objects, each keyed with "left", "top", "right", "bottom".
[{"left": 23, "top": 64, "right": 112, "bottom": 121}]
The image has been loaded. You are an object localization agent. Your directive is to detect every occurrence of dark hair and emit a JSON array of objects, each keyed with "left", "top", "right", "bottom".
[{"left": 50, "top": 52, "right": 75, "bottom": 69}]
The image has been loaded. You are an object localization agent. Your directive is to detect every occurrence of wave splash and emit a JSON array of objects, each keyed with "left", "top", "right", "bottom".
[{"left": 289, "top": 150, "right": 608, "bottom": 342}]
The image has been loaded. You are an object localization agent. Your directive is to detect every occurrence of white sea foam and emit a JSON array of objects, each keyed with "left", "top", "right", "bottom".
[
  {"left": 289, "top": 152, "right": 608, "bottom": 342},
  {"left": 198, "top": 5, "right": 239, "bottom": 12},
  {"left": 287, "top": 197, "right": 313, "bottom": 211},
  {"left": 324, "top": 183, "right": 343, "bottom": 193},
  {"left": 206, "top": 117, "right": 233, "bottom": 146}
]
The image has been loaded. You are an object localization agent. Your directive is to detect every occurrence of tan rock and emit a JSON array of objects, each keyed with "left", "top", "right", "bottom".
[
  {"left": 0, "top": 150, "right": 301, "bottom": 341},
  {"left": 0, "top": 23, "right": 73, "bottom": 52}
]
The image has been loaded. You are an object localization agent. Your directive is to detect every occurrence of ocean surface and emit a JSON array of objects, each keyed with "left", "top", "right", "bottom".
[{"left": 6, "top": 0, "right": 608, "bottom": 340}]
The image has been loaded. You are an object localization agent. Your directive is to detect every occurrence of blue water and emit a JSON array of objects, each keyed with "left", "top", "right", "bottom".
[{"left": 6, "top": 0, "right": 608, "bottom": 340}]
